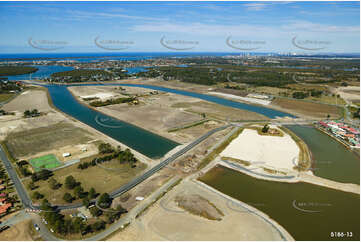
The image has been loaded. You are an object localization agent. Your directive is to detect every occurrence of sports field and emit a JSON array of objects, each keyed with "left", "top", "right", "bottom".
[{"left": 30, "top": 154, "right": 62, "bottom": 171}]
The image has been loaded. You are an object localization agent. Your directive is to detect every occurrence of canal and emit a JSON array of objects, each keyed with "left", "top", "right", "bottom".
[
  {"left": 46, "top": 85, "right": 179, "bottom": 159},
  {"left": 199, "top": 166, "right": 360, "bottom": 241},
  {"left": 286, "top": 125, "right": 360, "bottom": 185}
]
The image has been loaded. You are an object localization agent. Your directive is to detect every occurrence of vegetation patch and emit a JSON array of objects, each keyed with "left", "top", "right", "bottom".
[
  {"left": 89, "top": 97, "right": 137, "bottom": 107},
  {"left": 279, "top": 126, "right": 311, "bottom": 171},
  {"left": 175, "top": 194, "right": 224, "bottom": 221},
  {"left": 0, "top": 66, "right": 38, "bottom": 76}
]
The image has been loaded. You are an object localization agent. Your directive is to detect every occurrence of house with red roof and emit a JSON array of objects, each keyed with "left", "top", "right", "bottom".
[{"left": 0, "top": 203, "right": 11, "bottom": 215}]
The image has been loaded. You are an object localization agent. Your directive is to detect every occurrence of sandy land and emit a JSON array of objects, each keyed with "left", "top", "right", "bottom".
[
  {"left": 221, "top": 127, "right": 299, "bottom": 171},
  {"left": 208, "top": 91, "right": 271, "bottom": 105},
  {"left": 81, "top": 93, "right": 115, "bottom": 100},
  {"left": 335, "top": 86, "right": 360, "bottom": 104},
  {"left": 0, "top": 219, "right": 33, "bottom": 241},
  {"left": 107, "top": 179, "right": 288, "bottom": 241},
  {"left": 3, "top": 89, "right": 52, "bottom": 113},
  {"left": 69, "top": 86, "right": 216, "bottom": 143},
  {"left": 0, "top": 88, "right": 151, "bottom": 165}
]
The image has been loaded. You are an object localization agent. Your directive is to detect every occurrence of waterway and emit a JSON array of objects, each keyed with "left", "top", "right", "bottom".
[
  {"left": 4, "top": 65, "right": 74, "bottom": 81},
  {"left": 286, "top": 125, "right": 360, "bottom": 185},
  {"left": 199, "top": 165, "right": 360, "bottom": 241},
  {"left": 71, "top": 83, "right": 295, "bottom": 119},
  {"left": 46, "top": 85, "right": 179, "bottom": 159}
]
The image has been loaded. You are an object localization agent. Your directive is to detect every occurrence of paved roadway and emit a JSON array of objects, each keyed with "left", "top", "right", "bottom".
[
  {"left": 0, "top": 124, "right": 231, "bottom": 211},
  {"left": 0, "top": 145, "right": 34, "bottom": 209}
]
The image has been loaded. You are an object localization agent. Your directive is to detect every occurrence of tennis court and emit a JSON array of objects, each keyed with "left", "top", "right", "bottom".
[{"left": 29, "top": 154, "right": 62, "bottom": 171}]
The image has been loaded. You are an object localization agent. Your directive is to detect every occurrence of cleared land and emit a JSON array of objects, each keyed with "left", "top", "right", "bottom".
[
  {"left": 25, "top": 159, "right": 147, "bottom": 205},
  {"left": 0, "top": 219, "right": 33, "bottom": 241},
  {"left": 272, "top": 97, "right": 341, "bottom": 119},
  {"left": 4, "top": 121, "right": 94, "bottom": 159},
  {"left": 69, "top": 86, "right": 230, "bottom": 143},
  {"left": 221, "top": 127, "right": 299, "bottom": 171},
  {"left": 107, "top": 179, "right": 285, "bottom": 241},
  {"left": 2, "top": 89, "right": 52, "bottom": 113}
]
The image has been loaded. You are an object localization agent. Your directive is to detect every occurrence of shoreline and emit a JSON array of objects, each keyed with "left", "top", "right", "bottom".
[{"left": 193, "top": 178, "right": 295, "bottom": 241}]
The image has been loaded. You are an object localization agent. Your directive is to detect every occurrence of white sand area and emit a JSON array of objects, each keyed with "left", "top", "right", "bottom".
[
  {"left": 80, "top": 93, "right": 115, "bottom": 100},
  {"left": 208, "top": 92, "right": 271, "bottom": 105},
  {"left": 221, "top": 128, "right": 299, "bottom": 171}
]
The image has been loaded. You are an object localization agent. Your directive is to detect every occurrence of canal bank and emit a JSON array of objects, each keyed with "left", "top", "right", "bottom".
[
  {"left": 285, "top": 125, "right": 360, "bottom": 185},
  {"left": 199, "top": 165, "right": 360, "bottom": 241}
]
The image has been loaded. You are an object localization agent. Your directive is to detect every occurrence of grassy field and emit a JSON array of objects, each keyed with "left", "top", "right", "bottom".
[
  {"left": 29, "top": 154, "right": 62, "bottom": 172},
  {"left": 25, "top": 159, "right": 147, "bottom": 205},
  {"left": 4, "top": 122, "right": 93, "bottom": 158},
  {"left": 272, "top": 98, "right": 342, "bottom": 119},
  {"left": 0, "top": 93, "right": 15, "bottom": 102}
]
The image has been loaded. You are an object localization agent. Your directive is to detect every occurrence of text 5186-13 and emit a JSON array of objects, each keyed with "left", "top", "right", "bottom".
[{"left": 331, "top": 232, "right": 353, "bottom": 238}]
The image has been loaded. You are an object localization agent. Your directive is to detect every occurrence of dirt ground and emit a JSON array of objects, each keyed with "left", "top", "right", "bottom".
[
  {"left": 3, "top": 89, "right": 52, "bottom": 113},
  {"left": 173, "top": 100, "right": 268, "bottom": 121},
  {"left": 335, "top": 86, "right": 360, "bottom": 104},
  {"left": 4, "top": 121, "right": 95, "bottom": 159},
  {"left": 107, "top": 179, "right": 285, "bottom": 241},
  {"left": 0, "top": 219, "right": 33, "bottom": 241},
  {"left": 69, "top": 85, "right": 245, "bottom": 143},
  {"left": 271, "top": 98, "right": 342, "bottom": 119}
]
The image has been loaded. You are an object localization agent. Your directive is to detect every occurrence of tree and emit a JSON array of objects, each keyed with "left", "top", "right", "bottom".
[
  {"left": 98, "top": 193, "right": 112, "bottom": 208},
  {"left": 65, "top": 175, "right": 77, "bottom": 189},
  {"left": 74, "top": 185, "right": 84, "bottom": 199},
  {"left": 98, "top": 143, "right": 114, "bottom": 154},
  {"left": 89, "top": 187, "right": 97, "bottom": 199},
  {"left": 32, "top": 191, "right": 44, "bottom": 200},
  {"left": 89, "top": 206, "right": 102, "bottom": 217},
  {"left": 63, "top": 192, "right": 74, "bottom": 203},
  {"left": 261, "top": 124, "right": 269, "bottom": 133},
  {"left": 72, "top": 217, "right": 85, "bottom": 233},
  {"left": 82, "top": 197, "right": 90, "bottom": 208},
  {"left": 48, "top": 178, "right": 60, "bottom": 190},
  {"left": 91, "top": 220, "right": 105, "bottom": 231},
  {"left": 28, "top": 181, "right": 36, "bottom": 190}
]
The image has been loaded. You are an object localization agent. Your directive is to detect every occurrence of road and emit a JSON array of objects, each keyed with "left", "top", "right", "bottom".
[
  {"left": 0, "top": 124, "right": 231, "bottom": 211},
  {"left": 0, "top": 145, "right": 34, "bottom": 209}
]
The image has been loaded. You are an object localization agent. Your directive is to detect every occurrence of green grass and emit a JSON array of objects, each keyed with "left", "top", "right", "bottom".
[
  {"left": 0, "top": 93, "right": 15, "bottom": 102},
  {"left": 30, "top": 154, "right": 61, "bottom": 171}
]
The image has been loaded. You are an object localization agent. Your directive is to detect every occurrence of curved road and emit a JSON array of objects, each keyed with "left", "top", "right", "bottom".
[{"left": 0, "top": 124, "right": 231, "bottom": 211}]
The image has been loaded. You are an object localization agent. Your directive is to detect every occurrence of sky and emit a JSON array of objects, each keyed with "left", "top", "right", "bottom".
[{"left": 0, "top": 1, "right": 359, "bottom": 54}]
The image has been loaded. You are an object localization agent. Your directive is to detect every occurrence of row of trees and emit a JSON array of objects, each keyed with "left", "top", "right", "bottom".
[{"left": 78, "top": 147, "right": 137, "bottom": 170}]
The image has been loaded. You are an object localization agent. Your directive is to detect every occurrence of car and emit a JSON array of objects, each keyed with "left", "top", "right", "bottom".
[
  {"left": 50, "top": 228, "right": 54, "bottom": 233},
  {"left": 34, "top": 224, "right": 40, "bottom": 231}
]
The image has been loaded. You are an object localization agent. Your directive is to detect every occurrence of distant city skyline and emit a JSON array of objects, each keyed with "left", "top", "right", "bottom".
[{"left": 0, "top": 1, "right": 359, "bottom": 53}]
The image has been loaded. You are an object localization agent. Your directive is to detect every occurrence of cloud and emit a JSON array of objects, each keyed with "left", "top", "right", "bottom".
[
  {"left": 131, "top": 21, "right": 359, "bottom": 37},
  {"left": 66, "top": 10, "right": 167, "bottom": 22}
]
